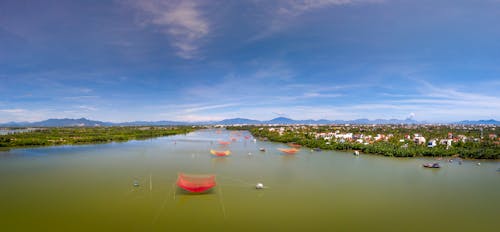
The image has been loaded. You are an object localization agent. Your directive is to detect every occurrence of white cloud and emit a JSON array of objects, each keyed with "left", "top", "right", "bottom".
[
  {"left": 63, "top": 95, "right": 100, "bottom": 101},
  {"left": 250, "top": 0, "right": 383, "bottom": 40},
  {"left": 278, "top": 0, "right": 381, "bottom": 16},
  {"left": 131, "top": 0, "right": 209, "bottom": 59},
  {"left": 0, "top": 109, "right": 27, "bottom": 114},
  {"left": 183, "top": 103, "right": 239, "bottom": 113},
  {"left": 276, "top": 92, "right": 343, "bottom": 101},
  {"left": 0, "top": 108, "right": 47, "bottom": 123},
  {"left": 77, "top": 105, "right": 98, "bottom": 111},
  {"left": 78, "top": 88, "right": 93, "bottom": 93},
  {"left": 171, "top": 114, "right": 224, "bottom": 122}
]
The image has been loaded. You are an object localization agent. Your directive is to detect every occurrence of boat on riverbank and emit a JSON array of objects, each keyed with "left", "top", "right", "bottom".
[
  {"left": 423, "top": 163, "right": 441, "bottom": 168},
  {"left": 288, "top": 143, "right": 302, "bottom": 148},
  {"left": 218, "top": 141, "right": 231, "bottom": 146},
  {"left": 278, "top": 148, "right": 298, "bottom": 154}
]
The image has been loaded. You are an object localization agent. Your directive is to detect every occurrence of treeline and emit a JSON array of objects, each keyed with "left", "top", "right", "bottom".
[
  {"left": 227, "top": 126, "right": 499, "bottom": 159},
  {"left": 0, "top": 126, "right": 195, "bottom": 148}
]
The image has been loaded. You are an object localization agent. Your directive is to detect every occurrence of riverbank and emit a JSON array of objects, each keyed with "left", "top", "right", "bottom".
[
  {"left": 0, "top": 126, "right": 196, "bottom": 149},
  {"left": 228, "top": 126, "right": 500, "bottom": 159},
  {"left": 1, "top": 128, "right": 499, "bottom": 231}
]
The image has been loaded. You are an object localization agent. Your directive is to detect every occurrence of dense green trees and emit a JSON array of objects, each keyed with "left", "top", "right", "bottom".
[
  {"left": 0, "top": 126, "right": 195, "bottom": 148},
  {"left": 228, "top": 126, "right": 499, "bottom": 159}
]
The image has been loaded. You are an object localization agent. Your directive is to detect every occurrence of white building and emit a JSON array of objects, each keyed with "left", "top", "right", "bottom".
[
  {"left": 427, "top": 140, "right": 437, "bottom": 148},
  {"left": 414, "top": 136, "right": 426, "bottom": 145}
]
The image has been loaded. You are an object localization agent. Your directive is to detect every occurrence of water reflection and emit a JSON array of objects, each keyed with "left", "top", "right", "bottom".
[{"left": 0, "top": 129, "right": 499, "bottom": 232}]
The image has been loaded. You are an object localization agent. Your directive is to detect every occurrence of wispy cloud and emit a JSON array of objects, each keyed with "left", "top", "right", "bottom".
[
  {"left": 130, "top": 0, "right": 209, "bottom": 59},
  {"left": 62, "top": 95, "right": 100, "bottom": 101},
  {"left": 250, "top": 0, "right": 383, "bottom": 40},
  {"left": 183, "top": 103, "right": 240, "bottom": 113},
  {"left": 0, "top": 108, "right": 47, "bottom": 123},
  {"left": 277, "top": 0, "right": 383, "bottom": 16},
  {"left": 0, "top": 109, "right": 27, "bottom": 114},
  {"left": 277, "top": 92, "right": 343, "bottom": 101},
  {"left": 77, "top": 105, "right": 98, "bottom": 111}
]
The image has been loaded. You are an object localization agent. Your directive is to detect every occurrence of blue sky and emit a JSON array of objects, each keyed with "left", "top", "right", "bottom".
[{"left": 1, "top": 0, "right": 499, "bottom": 123}]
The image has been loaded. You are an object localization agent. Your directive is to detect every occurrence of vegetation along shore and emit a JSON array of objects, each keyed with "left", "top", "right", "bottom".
[
  {"left": 228, "top": 124, "right": 499, "bottom": 159},
  {"left": 0, "top": 126, "right": 195, "bottom": 149}
]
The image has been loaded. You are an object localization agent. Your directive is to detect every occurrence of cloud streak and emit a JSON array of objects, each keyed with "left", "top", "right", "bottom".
[
  {"left": 278, "top": 0, "right": 383, "bottom": 16},
  {"left": 131, "top": 0, "right": 209, "bottom": 59},
  {"left": 250, "top": 0, "right": 383, "bottom": 40}
]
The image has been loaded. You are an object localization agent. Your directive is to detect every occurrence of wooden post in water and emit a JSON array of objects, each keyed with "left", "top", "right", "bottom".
[{"left": 150, "top": 173, "right": 152, "bottom": 192}]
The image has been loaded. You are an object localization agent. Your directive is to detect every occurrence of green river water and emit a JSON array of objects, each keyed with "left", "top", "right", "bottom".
[{"left": 0, "top": 129, "right": 499, "bottom": 231}]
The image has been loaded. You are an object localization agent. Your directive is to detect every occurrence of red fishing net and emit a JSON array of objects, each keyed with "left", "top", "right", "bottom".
[{"left": 177, "top": 173, "right": 216, "bottom": 193}]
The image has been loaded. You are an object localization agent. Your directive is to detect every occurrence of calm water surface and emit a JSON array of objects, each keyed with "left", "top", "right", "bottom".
[{"left": 1, "top": 129, "right": 499, "bottom": 231}]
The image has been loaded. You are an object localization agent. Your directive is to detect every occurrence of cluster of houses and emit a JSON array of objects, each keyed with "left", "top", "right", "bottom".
[
  {"left": 261, "top": 125, "right": 498, "bottom": 149},
  {"left": 312, "top": 131, "right": 394, "bottom": 145}
]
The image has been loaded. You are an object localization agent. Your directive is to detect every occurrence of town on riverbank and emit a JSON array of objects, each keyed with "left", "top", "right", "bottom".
[{"left": 228, "top": 124, "right": 499, "bottom": 159}]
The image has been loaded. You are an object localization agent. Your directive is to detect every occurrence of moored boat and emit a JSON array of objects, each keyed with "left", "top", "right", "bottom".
[
  {"left": 288, "top": 143, "right": 302, "bottom": 148},
  {"left": 218, "top": 141, "right": 231, "bottom": 146},
  {"left": 423, "top": 163, "right": 441, "bottom": 168},
  {"left": 278, "top": 148, "right": 298, "bottom": 154}
]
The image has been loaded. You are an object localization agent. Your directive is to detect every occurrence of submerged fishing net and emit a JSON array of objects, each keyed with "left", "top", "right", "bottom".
[
  {"left": 177, "top": 173, "right": 216, "bottom": 193},
  {"left": 210, "top": 149, "right": 231, "bottom": 157}
]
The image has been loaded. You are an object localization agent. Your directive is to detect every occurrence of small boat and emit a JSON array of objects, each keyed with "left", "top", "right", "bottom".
[
  {"left": 218, "top": 141, "right": 231, "bottom": 146},
  {"left": 288, "top": 143, "right": 302, "bottom": 148},
  {"left": 210, "top": 149, "right": 231, "bottom": 157},
  {"left": 177, "top": 173, "right": 216, "bottom": 193},
  {"left": 423, "top": 163, "right": 441, "bottom": 168},
  {"left": 353, "top": 150, "right": 360, "bottom": 156},
  {"left": 313, "top": 148, "right": 322, "bottom": 152},
  {"left": 259, "top": 148, "right": 266, "bottom": 152},
  {"left": 278, "top": 148, "right": 298, "bottom": 154}
]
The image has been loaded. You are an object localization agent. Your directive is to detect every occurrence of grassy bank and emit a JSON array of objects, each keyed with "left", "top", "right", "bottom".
[{"left": 0, "top": 126, "right": 196, "bottom": 148}]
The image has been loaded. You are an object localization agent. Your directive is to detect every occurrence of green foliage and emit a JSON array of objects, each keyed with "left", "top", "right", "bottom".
[
  {"left": 0, "top": 126, "right": 195, "bottom": 148},
  {"left": 232, "top": 125, "right": 500, "bottom": 159}
]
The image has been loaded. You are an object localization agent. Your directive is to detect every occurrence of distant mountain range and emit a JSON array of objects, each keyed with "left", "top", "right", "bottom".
[{"left": 1, "top": 117, "right": 499, "bottom": 127}]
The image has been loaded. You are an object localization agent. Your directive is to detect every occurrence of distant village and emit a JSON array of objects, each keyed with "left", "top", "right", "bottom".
[
  {"left": 225, "top": 123, "right": 499, "bottom": 158},
  {"left": 259, "top": 124, "right": 499, "bottom": 148}
]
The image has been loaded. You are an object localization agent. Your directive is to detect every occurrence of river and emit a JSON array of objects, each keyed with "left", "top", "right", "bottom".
[{"left": 0, "top": 129, "right": 498, "bottom": 231}]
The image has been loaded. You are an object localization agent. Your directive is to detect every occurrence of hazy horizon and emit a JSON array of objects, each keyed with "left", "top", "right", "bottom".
[
  {"left": 1, "top": 116, "right": 498, "bottom": 125},
  {"left": 1, "top": 0, "right": 499, "bottom": 123}
]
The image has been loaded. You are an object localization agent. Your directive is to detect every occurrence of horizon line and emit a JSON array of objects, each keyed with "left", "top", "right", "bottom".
[{"left": 1, "top": 116, "right": 498, "bottom": 125}]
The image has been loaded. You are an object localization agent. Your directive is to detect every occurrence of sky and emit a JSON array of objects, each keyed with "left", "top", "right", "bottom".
[{"left": 1, "top": 0, "right": 499, "bottom": 123}]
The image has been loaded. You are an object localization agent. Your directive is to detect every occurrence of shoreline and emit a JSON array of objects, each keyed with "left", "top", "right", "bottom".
[
  {"left": 0, "top": 126, "right": 196, "bottom": 150},
  {"left": 229, "top": 126, "right": 500, "bottom": 160}
]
